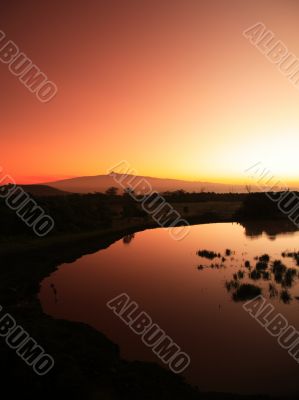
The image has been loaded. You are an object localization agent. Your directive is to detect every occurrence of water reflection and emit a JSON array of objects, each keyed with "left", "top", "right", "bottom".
[
  {"left": 39, "top": 222, "right": 299, "bottom": 396},
  {"left": 50, "top": 283, "right": 58, "bottom": 304},
  {"left": 241, "top": 220, "right": 298, "bottom": 239},
  {"left": 123, "top": 233, "right": 135, "bottom": 244},
  {"left": 197, "top": 247, "right": 299, "bottom": 303}
]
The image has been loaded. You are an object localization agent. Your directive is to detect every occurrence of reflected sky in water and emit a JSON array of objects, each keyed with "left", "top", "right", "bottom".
[{"left": 39, "top": 222, "right": 299, "bottom": 396}]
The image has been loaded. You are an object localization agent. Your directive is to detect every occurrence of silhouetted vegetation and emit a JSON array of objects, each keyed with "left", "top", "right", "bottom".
[
  {"left": 5, "top": 187, "right": 288, "bottom": 244},
  {"left": 262, "top": 271, "right": 270, "bottom": 280},
  {"left": 236, "top": 192, "right": 297, "bottom": 221},
  {"left": 259, "top": 254, "right": 270, "bottom": 263},
  {"left": 0, "top": 190, "right": 152, "bottom": 239},
  {"left": 249, "top": 269, "right": 261, "bottom": 280},
  {"left": 161, "top": 191, "right": 247, "bottom": 203},
  {"left": 233, "top": 283, "right": 262, "bottom": 301},
  {"left": 256, "top": 261, "right": 268, "bottom": 271},
  {"left": 212, "top": 247, "right": 299, "bottom": 303},
  {"left": 280, "top": 289, "right": 292, "bottom": 304},
  {"left": 271, "top": 260, "right": 287, "bottom": 284},
  {"left": 197, "top": 249, "right": 220, "bottom": 259},
  {"left": 237, "top": 270, "right": 244, "bottom": 279},
  {"left": 105, "top": 186, "right": 119, "bottom": 196},
  {"left": 225, "top": 279, "right": 239, "bottom": 291},
  {"left": 282, "top": 251, "right": 299, "bottom": 265},
  {"left": 282, "top": 268, "right": 297, "bottom": 287}
]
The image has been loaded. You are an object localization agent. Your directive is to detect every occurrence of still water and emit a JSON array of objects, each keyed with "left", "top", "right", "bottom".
[{"left": 39, "top": 222, "right": 299, "bottom": 395}]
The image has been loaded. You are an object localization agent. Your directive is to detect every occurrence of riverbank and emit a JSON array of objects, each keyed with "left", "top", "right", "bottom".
[
  {"left": 0, "top": 204, "right": 296, "bottom": 398},
  {"left": 0, "top": 199, "right": 241, "bottom": 256}
]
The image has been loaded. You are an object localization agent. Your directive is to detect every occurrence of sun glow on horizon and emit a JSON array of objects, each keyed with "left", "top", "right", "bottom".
[{"left": 1, "top": 1, "right": 299, "bottom": 185}]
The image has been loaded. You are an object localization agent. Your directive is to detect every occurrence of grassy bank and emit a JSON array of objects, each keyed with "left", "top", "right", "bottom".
[{"left": 0, "top": 200, "right": 241, "bottom": 256}]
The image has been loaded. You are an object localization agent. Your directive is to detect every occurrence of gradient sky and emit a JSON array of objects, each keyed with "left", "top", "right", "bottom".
[{"left": 1, "top": 0, "right": 299, "bottom": 184}]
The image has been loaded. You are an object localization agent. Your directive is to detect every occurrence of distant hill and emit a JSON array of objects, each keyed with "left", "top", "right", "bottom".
[
  {"left": 18, "top": 185, "right": 69, "bottom": 196},
  {"left": 41, "top": 173, "right": 251, "bottom": 194}
]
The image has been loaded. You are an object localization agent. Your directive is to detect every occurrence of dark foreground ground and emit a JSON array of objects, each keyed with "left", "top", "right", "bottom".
[{"left": 0, "top": 192, "right": 297, "bottom": 399}]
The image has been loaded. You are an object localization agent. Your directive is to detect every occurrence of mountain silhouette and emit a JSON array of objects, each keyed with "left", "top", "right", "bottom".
[{"left": 40, "top": 173, "right": 251, "bottom": 194}]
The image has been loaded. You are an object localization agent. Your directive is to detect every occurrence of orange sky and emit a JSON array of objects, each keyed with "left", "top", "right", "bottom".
[{"left": 1, "top": 0, "right": 299, "bottom": 184}]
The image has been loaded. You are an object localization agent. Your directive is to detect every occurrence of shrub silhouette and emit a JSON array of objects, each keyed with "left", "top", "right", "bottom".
[{"left": 233, "top": 284, "right": 262, "bottom": 301}]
